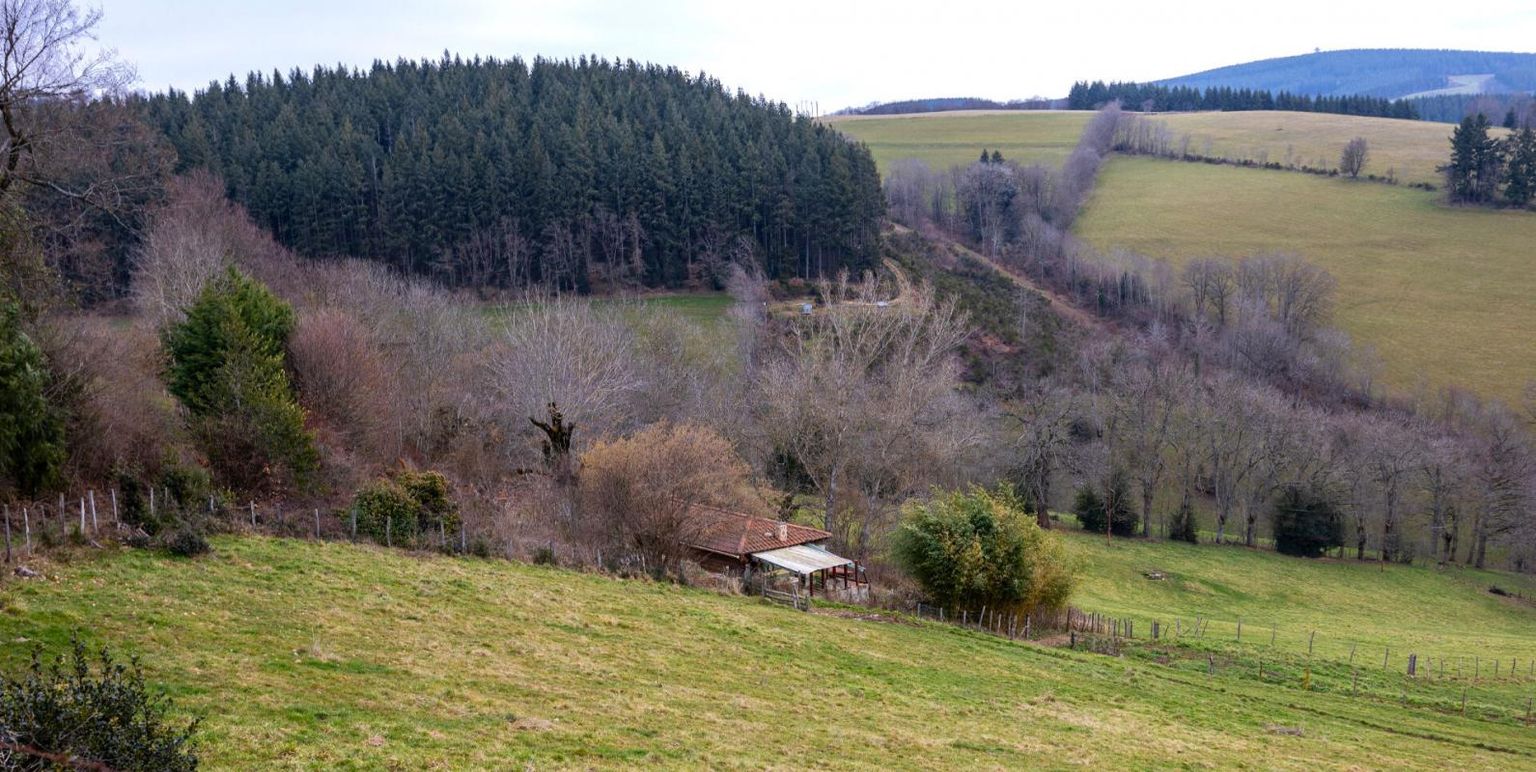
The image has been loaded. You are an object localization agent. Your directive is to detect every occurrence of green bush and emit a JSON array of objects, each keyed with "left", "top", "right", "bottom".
[
  {"left": 396, "top": 470, "right": 459, "bottom": 533},
  {"left": 1272, "top": 485, "right": 1344, "bottom": 558},
  {"left": 1073, "top": 472, "right": 1139, "bottom": 537},
  {"left": 1168, "top": 498, "right": 1199, "bottom": 544},
  {"left": 350, "top": 469, "right": 459, "bottom": 545},
  {"left": 162, "top": 268, "right": 317, "bottom": 491},
  {"left": 892, "top": 485, "right": 1076, "bottom": 616},
  {"left": 164, "top": 528, "right": 211, "bottom": 558},
  {"left": 0, "top": 637, "right": 200, "bottom": 770},
  {"left": 352, "top": 478, "right": 418, "bottom": 543}
]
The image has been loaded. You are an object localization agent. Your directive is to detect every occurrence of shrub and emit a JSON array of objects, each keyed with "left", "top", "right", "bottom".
[
  {"left": 892, "top": 485, "right": 1076, "bottom": 616},
  {"left": 1168, "top": 498, "right": 1199, "bottom": 544},
  {"left": 0, "top": 637, "right": 199, "bottom": 771},
  {"left": 352, "top": 478, "right": 417, "bottom": 544},
  {"left": 350, "top": 469, "right": 459, "bottom": 544},
  {"left": 1272, "top": 485, "right": 1344, "bottom": 558},
  {"left": 396, "top": 470, "right": 458, "bottom": 533},
  {"left": 163, "top": 528, "right": 211, "bottom": 558},
  {"left": 577, "top": 422, "right": 754, "bottom": 580},
  {"left": 1073, "top": 473, "right": 1138, "bottom": 537}
]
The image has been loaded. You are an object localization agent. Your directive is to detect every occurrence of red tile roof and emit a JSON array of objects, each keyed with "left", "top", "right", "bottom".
[{"left": 686, "top": 503, "right": 831, "bottom": 559}]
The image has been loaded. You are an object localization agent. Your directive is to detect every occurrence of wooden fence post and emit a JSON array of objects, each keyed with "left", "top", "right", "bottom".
[
  {"left": 313, "top": 508, "right": 320, "bottom": 539},
  {"left": 249, "top": 501, "right": 255, "bottom": 527},
  {"left": 22, "top": 507, "right": 30, "bottom": 555},
  {"left": 1309, "top": 631, "right": 1316, "bottom": 656},
  {"left": 1408, "top": 653, "right": 1417, "bottom": 677},
  {"left": 88, "top": 490, "right": 97, "bottom": 533},
  {"left": 78, "top": 497, "right": 86, "bottom": 534},
  {"left": 386, "top": 516, "right": 392, "bottom": 548},
  {"left": 1237, "top": 617, "right": 1242, "bottom": 643},
  {"left": 149, "top": 487, "right": 155, "bottom": 519},
  {"left": 1384, "top": 647, "right": 1390, "bottom": 670},
  {"left": 110, "top": 489, "right": 118, "bottom": 525}
]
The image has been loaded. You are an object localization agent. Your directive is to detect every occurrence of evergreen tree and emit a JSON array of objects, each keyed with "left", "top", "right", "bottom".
[
  {"left": 1271, "top": 485, "right": 1344, "bottom": 558},
  {"left": 1503, "top": 127, "right": 1536, "bottom": 207},
  {"left": 1445, "top": 114, "right": 1504, "bottom": 204},
  {"left": 0, "top": 303, "right": 65, "bottom": 497},
  {"left": 162, "top": 268, "right": 316, "bottom": 490}
]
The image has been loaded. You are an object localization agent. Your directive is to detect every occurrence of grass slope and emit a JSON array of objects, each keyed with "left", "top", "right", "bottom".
[
  {"left": 825, "top": 111, "right": 1092, "bottom": 172},
  {"left": 4, "top": 537, "right": 1536, "bottom": 768},
  {"left": 1063, "top": 529, "right": 1536, "bottom": 662},
  {"left": 1076, "top": 156, "right": 1536, "bottom": 401},
  {"left": 1150, "top": 110, "right": 1483, "bottom": 187}
]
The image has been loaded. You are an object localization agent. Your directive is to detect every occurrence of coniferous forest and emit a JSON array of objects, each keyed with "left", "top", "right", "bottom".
[{"left": 141, "top": 55, "right": 885, "bottom": 291}]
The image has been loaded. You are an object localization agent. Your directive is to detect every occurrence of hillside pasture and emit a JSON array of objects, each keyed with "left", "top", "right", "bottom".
[
  {"left": 3, "top": 536, "right": 1536, "bottom": 768},
  {"left": 1149, "top": 110, "right": 1503, "bottom": 187},
  {"left": 825, "top": 110, "right": 1092, "bottom": 171},
  {"left": 1075, "top": 156, "right": 1536, "bottom": 401}
]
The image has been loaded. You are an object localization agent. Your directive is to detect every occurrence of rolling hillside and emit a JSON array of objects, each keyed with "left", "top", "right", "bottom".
[
  {"left": 1074, "top": 156, "right": 1536, "bottom": 401},
  {"left": 828, "top": 109, "right": 1536, "bottom": 401},
  {"left": 1156, "top": 49, "right": 1536, "bottom": 99},
  {"left": 3, "top": 536, "right": 1535, "bottom": 768},
  {"left": 824, "top": 110, "right": 1092, "bottom": 170}
]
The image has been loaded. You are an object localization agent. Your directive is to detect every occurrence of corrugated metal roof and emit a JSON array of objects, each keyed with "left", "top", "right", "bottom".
[
  {"left": 687, "top": 504, "right": 831, "bottom": 558},
  {"left": 751, "top": 543, "right": 853, "bottom": 575}
]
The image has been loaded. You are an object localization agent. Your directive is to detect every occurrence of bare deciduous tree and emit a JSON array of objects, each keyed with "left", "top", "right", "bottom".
[
  {"left": 0, "top": 0, "right": 133, "bottom": 202},
  {"left": 1339, "top": 137, "right": 1369, "bottom": 179}
]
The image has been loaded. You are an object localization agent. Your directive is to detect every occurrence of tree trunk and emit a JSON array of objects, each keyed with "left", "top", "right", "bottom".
[{"left": 1140, "top": 484, "right": 1154, "bottom": 538}]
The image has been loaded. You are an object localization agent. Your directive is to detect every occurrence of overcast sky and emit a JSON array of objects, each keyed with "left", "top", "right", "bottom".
[{"left": 98, "top": 1, "right": 1536, "bottom": 110}]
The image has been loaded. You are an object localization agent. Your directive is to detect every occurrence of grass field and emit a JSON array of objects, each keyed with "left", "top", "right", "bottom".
[
  {"left": 1148, "top": 111, "right": 1492, "bottom": 188},
  {"left": 824, "top": 110, "right": 1092, "bottom": 171},
  {"left": 4, "top": 536, "right": 1536, "bottom": 768},
  {"left": 1062, "top": 528, "right": 1536, "bottom": 662},
  {"left": 1075, "top": 156, "right": 1536, "bottom": 401}
]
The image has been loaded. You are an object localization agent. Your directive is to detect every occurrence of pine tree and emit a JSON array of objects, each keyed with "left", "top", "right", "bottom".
[
  {"left": 1503, "top": 127, "right": 1536, "bottom": 207},
  {"left": 1446, "top": 114, "right": 1503, "bottom": 204},
  {"left": 0, "top": 303, "right": 65, "bottom": 497},
  {"left": 162, "top": 269, "right": 316, "bottom": 490}
]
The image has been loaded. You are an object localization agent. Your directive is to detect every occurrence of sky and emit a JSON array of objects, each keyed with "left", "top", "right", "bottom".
[{"left": 98, "top": 0, "right": 1536, "bottom": 111}]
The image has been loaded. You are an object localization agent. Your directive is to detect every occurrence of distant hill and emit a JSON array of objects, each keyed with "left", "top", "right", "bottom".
[
  {"left": 839, "top": 96, "right": 1060, "bottom": 116},
  {"left": 1157, "top": 49, "right": 1536, "bottom": 99}
]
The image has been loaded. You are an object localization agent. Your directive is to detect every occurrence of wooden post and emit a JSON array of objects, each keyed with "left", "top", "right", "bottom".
[
  {"left": 386, "top": 516, "right": 392, "bottom": 548},
  {"left": 1408, "top": 653, "right": 1417, "bottom": 677},
  {"left": 249, "top": 501, "right": 255, "bottom": 527},
  {"left": 1309, "top": 631, "right": 1317, "bottom": 656},
  {"left": 1384, "top": 647, "right": 1390, "bottom": 670},
  {"left": 1348, "top": 642, "right": 1355, "bottom": 665},
  {"left": 78, "top": 497, "right": 86, "bottom": 534},
  {"left": 22, "top": 507, "right": 30, "bottom": 555},
  {"left": 460, "top": 523, "right": 466, "bottom": 553},
  {"left": 88, "top": 490, "right": 97, "bottom": 533},
  {"left": 110, "top": 489, "right": 118, "bottom": 524},
  {"left": 1237, "top": 616, "right": 1242, "bottom": 643},
  {"left": 351, "top": 506, "right": 358, "bottom": 540},
  {"left": 149, "top": 487, "right": 155, "bottom": 518},
  {"left": 313, "top": 509, "right": 320, "bottom": 539}
]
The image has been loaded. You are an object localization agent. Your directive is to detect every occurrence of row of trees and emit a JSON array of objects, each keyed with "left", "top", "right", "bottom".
[
  {"left": 1067, "top": 81, "right": 1417, "bottom": 119},
  {"left": 139, "top": 56, "right": 885, "bottom": 291},
  {"left": 1444, "top": 114, "right": 1536, "bottom": 206}
]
